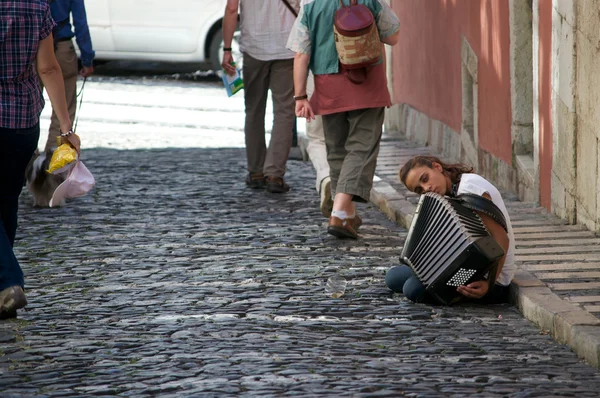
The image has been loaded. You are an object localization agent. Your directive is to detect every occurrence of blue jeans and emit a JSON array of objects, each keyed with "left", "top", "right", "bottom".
[
  {"left": 0, "top": 124, "right": 40, "bottom": 290},
  {"left": 385, "top": 265, "right": 426, "bottom": 302},
  {"left": 386, "top": 264, "right": 511, "bottom": 304}
]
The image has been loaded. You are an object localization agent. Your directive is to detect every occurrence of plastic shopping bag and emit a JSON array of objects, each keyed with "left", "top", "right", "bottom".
[{"left": 49, "top": 160, "right": 95, "bottom": 207}]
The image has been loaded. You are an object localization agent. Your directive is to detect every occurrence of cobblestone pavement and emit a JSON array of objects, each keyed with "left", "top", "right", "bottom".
[
  {"left": 0, "top": 149, "right": 599, "bottom": 397},
  {"left": 1, "top": 72, "right": 600, "bottom": 396},
  {"left": 373, "top": 138, "right": 600, "bottom": 367}
]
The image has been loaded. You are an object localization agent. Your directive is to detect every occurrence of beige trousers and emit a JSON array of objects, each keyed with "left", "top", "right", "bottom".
[
  {"left": 322, "top": 107, "right": 384, "bottom": 203},
  {"left": 305, "top": 72, "right": 329, "bottom": 193},
  {"left": 45, "top": 40, "right": 79, "bottom": 151},
  {"left": 242, "top": 53, "right": 295, "bottom": 178}
]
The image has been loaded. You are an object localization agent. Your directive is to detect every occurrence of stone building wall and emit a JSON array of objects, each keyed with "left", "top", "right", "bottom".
[{"left": 572, "top": 0, "right": 600, "bottom": 231}]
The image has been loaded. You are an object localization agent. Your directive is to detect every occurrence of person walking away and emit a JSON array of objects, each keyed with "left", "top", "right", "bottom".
[
  {"left": 44, "top": 0, "right": 95, "bottom": 151},
  {"left": 288, "top": 0, "right": 400, "bottom": 239},
  {"left": 222, "top": 0, "right": 299, "bottom": 193},
  {"left": 0, "top": 0, "right": 73, "bottom": 318}
]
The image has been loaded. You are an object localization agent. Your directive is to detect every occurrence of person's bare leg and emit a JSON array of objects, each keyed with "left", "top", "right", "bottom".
[{"left": 332, "top": 192, "right": 355, "bottom": 216}]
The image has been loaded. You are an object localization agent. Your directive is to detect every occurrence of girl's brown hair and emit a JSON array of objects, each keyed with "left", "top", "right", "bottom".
[{"left": 399, "top": 155, "right": 474, "bottom": 186}]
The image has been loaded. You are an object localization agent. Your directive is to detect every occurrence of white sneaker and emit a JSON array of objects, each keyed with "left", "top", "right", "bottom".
[{"left": 319, "top": 177, "right": 333, "bottom": 218}]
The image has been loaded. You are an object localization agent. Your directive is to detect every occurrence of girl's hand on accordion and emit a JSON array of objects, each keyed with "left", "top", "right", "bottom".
[{"left": 457, "top": 280, "right": 489, "bottom": 299}]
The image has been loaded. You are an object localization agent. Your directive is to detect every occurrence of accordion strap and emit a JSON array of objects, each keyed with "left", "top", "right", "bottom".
[
  {"left": 453, "top": 193, "right": 508, "bottom": 233},
  {"left": 486, "top": 260, "right": 500, "bottom": 292},
  {"left": 454, "top": 193, "right": 505, "bottom": 296}
]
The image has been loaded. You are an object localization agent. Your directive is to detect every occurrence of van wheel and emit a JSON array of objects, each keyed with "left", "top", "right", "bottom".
[{"left": 209, "top": 28, "right": 243, "bottom": 74}]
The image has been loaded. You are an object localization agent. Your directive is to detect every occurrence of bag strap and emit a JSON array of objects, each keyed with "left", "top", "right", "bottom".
[
  {"left": 280, "top": 0, "right": 298, "bottom": 18},
  {"left": 346, "top": 68, "right": 366, "bottom": 84},
  {"left": 339, "top": 0, "right": 358, "bottom": 7},
  {"left": 73, "top": 77, "right": 87, "bottom": 134}
]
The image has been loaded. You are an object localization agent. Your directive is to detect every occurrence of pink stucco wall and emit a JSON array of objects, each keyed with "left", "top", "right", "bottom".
[
  {"left": 390, "top": 0, "right": 512, "bottom": 163},
  {"left": 538, "top": 0, "right": 552, "bottom": 210}
]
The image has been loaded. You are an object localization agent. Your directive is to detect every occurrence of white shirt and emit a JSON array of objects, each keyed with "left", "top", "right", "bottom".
[
  {"left": 457, "top": 174, "right": 516, "bottom": 286},
  {"left": 239, "top": 0, "right": 299, "bottom": 61}
]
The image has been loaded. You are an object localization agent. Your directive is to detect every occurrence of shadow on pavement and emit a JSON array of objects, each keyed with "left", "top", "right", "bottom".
[{"left": 93, "top": 60, "right": 221, "bottom": 82}]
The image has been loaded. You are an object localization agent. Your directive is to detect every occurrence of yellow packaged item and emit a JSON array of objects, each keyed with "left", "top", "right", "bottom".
[{"left": 47, "top": 143, "right": 78, "bottom": 174}]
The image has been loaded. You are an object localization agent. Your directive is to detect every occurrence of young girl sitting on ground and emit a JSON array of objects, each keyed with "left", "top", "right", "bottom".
[{"left": 385, "top": 155, "right": 515, "bottom": 304}]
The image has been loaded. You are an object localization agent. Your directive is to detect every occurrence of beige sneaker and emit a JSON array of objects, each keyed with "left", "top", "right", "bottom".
[
  {"left": 0, "top": 286, "right": 27, "bottom": 319},
  {"left": 319, "top": 177, "right": 333, "bottom": 218}
]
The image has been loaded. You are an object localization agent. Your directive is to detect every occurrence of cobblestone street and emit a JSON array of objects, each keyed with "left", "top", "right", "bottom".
[{"left": 2, "top": 72, "right": 600, "bottom": 396}]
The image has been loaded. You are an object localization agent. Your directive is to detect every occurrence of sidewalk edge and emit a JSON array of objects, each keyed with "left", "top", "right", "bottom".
[{"left": 370, "top": 176, "right": 600, "bottom": 369}]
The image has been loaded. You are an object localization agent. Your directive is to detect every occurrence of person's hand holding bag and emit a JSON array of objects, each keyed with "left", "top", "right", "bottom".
[
  {"left": 61, "top": 130, "right": 81, "bottom": 155},
  {"left": 47, "top": 131, "right": 81, "bottom": 174}
]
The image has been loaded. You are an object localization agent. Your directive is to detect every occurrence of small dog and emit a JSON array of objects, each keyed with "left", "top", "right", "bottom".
[{"left": 25, "top": 148, "right": 67, "bottom": 208}]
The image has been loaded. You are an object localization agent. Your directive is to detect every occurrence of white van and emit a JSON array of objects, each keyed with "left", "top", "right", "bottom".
[{"left": 85, "top": 0, "right": 239, "bottom": 71}]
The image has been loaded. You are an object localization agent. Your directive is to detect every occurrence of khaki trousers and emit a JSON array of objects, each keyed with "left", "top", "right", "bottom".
[
  {"left": 45, "top": 40, "right": 79, "bottom": 151},
  {"left": 306, "top": 72, "right": 329, "bottom": 193},
  {"left": 322, "top": 107, "right": 384, "bottom": 203},
  {"left": 242, "top": 53, "right": 294, "bottom": 178}
]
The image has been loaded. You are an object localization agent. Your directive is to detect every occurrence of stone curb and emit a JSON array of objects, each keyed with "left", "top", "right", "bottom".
[{"left": 370, "top": 175, "right": 600, "bottom": 369}]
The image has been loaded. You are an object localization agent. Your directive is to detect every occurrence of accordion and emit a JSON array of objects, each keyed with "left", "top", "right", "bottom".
[{"left": 401, "top": 192, "right": 505, "bottom": 305}]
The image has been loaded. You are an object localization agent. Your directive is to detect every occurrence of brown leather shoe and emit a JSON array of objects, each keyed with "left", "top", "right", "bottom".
[
  {"left": 246, "top": 172, "right": 265, "bottom": 189},
  {"left": 351, "top": 214, "right": 362, "bottom": 231},
  {"left": 0, "top": 286, "right": 27, "bottom": 319},
  {"left": 265, "top": 176, "right": 290, "bottom": 193},
  {"left": 327, "top": 216, "right": 358, "bottom": 239}
]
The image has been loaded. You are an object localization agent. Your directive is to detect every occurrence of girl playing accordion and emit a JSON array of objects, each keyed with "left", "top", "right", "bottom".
[{"left": 386, "top": 155, "right": 515, "bottom": 304}]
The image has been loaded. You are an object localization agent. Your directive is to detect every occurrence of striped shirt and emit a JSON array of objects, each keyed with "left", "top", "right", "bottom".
[
  {"left": 0, "top": 0, "right": 55, "bottom": 129},
  {"left": 239, "top": 0, "right": 300, "bottom": 61}
]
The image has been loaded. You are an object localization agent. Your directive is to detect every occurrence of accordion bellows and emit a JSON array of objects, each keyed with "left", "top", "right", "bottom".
[{"left": 401, "top": 192, "right": 505, "bottom": 304}]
